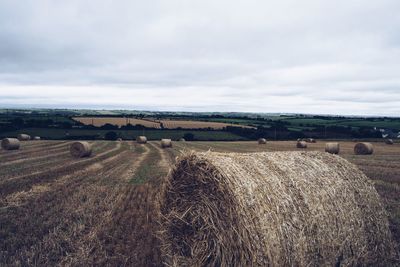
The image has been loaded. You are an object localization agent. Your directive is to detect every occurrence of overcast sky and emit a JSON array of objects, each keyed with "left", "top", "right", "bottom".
[{"left": 0, "top": 0, "right": 399, "bottom": 115}]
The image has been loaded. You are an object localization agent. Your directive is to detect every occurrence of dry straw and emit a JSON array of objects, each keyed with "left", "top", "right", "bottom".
[
  {"left": 296, "top": 140, "right": 307, "bottom": 148},
  {"left": 258, "top": 138, "right": 267, "bottom": 144},
  {"left": 354, "top": 142, "right": 374, "bottom": 155},
  {"left": 325, "top": 142, "right": 340, "bottom": 154},
  {"left": 70, "top": 141, "right": 92, "bottom": 158},
  {"left": 17, "top": 134, "right": 31, "bottom": 141},
  {"left": 385, "top": 139, "right": 394, "bottom": 145},
  {"left": 161, "top": 139, "right": 172, "bottom": 148},
  {"left": 1, "top": 138, "right": 20, "bottom": 150},
  {"left": 136, "top": 136, "right": 147, "bottom": 144},
  {"left": 159, "top": 151, "right": 396, "bottom": 266}
]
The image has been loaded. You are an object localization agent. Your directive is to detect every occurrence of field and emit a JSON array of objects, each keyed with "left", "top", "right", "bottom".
[
  {"left": 0, "top": 140, "right": 399, "bottom": 265},
  {"left": 73, "top": 117, "right": 255, "bottom": 129}
]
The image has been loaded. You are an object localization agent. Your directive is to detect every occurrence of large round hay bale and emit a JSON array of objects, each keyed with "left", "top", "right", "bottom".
[
  {"left": 70, "top": 141, "right": 92, "bottom": 158},
  {"left": 136, "top": 136, "right": 147, "bottom": 144},
  {"left": 296, "top": 141, "right": 307, "bottom": 148},
  {"left": 160, "top": 151, "right": 396, "bottom": 266},
  {"left": 258, "top": 138, "right": 267, "bottom": 144},
  {"left": 354, "top": 142, "right": 374, "bottom": 155},
  {"left": 325, "top": 142, "right": 340, "bottom": 154},
  {"left": 1, "top": 138, "right": 20, "bottom": 150},
  {"left": 385, "top": 139, "right": 394, "bottom": 145},
  {"left": 17, "top": 134, "right": 31, "bottom": 141},
  {"left": 33, "top": 136, "right": 41, "bottom": 140},
  {"left": 161, "top": 139, "right": 172, "bottom": 148}
]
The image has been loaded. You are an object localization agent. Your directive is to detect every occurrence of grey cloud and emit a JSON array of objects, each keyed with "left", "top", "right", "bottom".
[{"left": 0, "top": 0, "right": 399, "bottom": 115}]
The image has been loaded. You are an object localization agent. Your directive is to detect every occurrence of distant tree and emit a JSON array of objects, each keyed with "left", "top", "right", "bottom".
[
  {"left": 101, "top": 123, "right": 118, "bottom": 130},
  {"left": 105, "top": 131, "right": 118, "bottom": 140},
  {"left": 11, "top": 118, "right": 24, "bottom": 127},
  {"left": 183, "top": 132, "right": 195, "bottom": 141},
  {"left": 61, "top": 122, "right": 73, "bottom": 129}
]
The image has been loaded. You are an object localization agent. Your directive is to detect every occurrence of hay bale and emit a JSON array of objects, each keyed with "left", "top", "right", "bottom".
[
  {"left": 325, "top": 142, "right": 340, "bottom": 154},
  {"left": 258, "top": 138, "right": 267, "bottom": 144},
  {"left": 296, "top": 141, "right": 307, "bottom": 148},
  {"left": 385, "top": 139, "right": 394, "bottom": 145},
  {"left": 70, "top": 141, "right": 92, "bottom": 158},
  {"left": 136, "top": 136, "right": 147, "bottom": 144},
  {"left": 354, "top": 142, "right": 374, "bottom": 155},
  {"left": 17, "top": 134, "right": 31, "bottom": 141},
  {"left": 33, "top": 136, "right": 41, "bottom": 140},
  {"left": 1, "top": 138, "right": 20, "bottom": 150},
  {"left": 179, "top": 138, "right": 186, "bottom": 142},
  {"left": 161, "top": 139, "right": 172, "bottom": 148},
  {"left": 160, "top": 151, "right": 396, "bottom": 266}
]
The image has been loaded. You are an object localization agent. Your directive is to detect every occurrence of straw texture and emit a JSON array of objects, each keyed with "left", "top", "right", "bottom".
[
  {"left": 161, "top": 139, "right": 172, "bottom": 148},
  {"left": 385, "top": 139, "right": 394, "bottom": 145},
  {"left": 296, "top": 141, "right": 307, "bottom": 148},
  {"left": 136, "top": 136, "right": 147, "bottom": 144},
  {"left": 1, "top": 138, "right": 20, "bottom": 150},
  {"left": 258, "top": 138, "right": 267, "bottom": 144},
  {"left": 160, "top": 151, "right": 396, "bottom": 266},
  {"left": 354, "top": 142, "right": 374, "bottom": 155},
  {"left": 325, "top": 142, "right": 340, "bottom": 154},
  {"left": 17, "top": 134, "right": 31, "bottom": 141},
  {"left": 70, "top": 141, "right": 92, "bottom": 158}
]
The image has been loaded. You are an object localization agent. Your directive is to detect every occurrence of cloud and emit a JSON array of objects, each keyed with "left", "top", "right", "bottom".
[{"left": 0, "top": 0, "right": 399, "bottom": 115}]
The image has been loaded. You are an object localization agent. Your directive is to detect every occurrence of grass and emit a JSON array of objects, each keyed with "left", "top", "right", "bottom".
[
  {"left": 130, "top": 144, "right": 164, "bottom": 184},
  {"left": 0, "top": 128, "right": 246, "bottom": 141}
]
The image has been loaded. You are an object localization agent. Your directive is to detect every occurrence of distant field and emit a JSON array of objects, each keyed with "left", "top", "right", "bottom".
[
  {"left": 0, "top": 140, "right": 398, "bottom": 265},
  {"left": 73, "top": 116, "right": 255, "bottom": 130},
  {"left": 73, "top": 117, "right": 161, "bottom": 128}
]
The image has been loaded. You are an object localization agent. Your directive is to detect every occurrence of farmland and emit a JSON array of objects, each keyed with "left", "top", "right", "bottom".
[
  {"left": 73, "top": 116, "right": 255, "bottom": 129},
  {"left": 0, "top": 139, "right": 399, "bottom": 265}
]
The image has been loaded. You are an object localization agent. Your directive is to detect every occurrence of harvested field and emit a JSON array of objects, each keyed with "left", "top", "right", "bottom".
[
  {"left": 0, "top": 140, "right": 399, "bottom": 266},
  {"left": 160, "top": 119, "right": 255, "bottom": 129},
  {"left": 73, "top": 117, "right": 161, "bottom": 128},
  {"left": 72, "top": 116, "right": 254, "bottom": 130}
]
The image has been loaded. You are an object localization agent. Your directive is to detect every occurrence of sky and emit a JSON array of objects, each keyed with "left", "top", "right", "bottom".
[{"left": 0, "top": 0, "right": 399, "bottom": 116}]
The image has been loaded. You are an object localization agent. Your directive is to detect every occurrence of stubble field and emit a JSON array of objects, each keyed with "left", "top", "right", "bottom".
[{"left": 0, "top": 140, "right": 399, "bottom": 266}]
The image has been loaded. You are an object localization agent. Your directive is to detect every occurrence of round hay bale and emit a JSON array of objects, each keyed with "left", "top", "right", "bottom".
[
  {"left": 160, "top": 151, "right": 396, "bottom": 266},
  {"left": 258, "top": 138, "right": 267, "bottom": 144},
  {"left": 354, "top": 142, "right": 374, "bottom": 155},
  {"left": 17, "top": 134, "right": 31, "bottom": 141},
  {"left": 325, "top": 142, "right": 340, "bottom": 154},
  {"left": 136, "top": 136, "right": 147, "bottom": 144},
  {"left": 70, "top": 141, "right": 92, "bottom": 158},
  {"left": 33, "top": 136, "right": 41, "bottom": 140},
  {"left": 1, "top": 138, "right": 20, "bottom": 150},
  {"left": 179, "top": 138, "right": 186, "bottom": 142},
  {"left": 385, "top": 139, "right": 394, "bottom": 145},
  {"left": 296, "top": 141, "right": 307, "bottom": 148},
  {"left": 161, "top": 139, "right": 172, "bottom": 148}
]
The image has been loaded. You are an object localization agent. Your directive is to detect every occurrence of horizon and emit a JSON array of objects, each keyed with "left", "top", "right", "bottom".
[{"left": 1, "top": 106, "right": 399, "bottom": 118}]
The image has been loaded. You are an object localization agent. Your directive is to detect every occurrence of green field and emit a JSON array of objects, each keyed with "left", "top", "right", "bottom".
[{"left": 0, "top": 128, "right": 246, "bottom": 141}]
